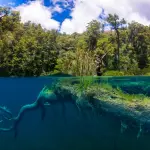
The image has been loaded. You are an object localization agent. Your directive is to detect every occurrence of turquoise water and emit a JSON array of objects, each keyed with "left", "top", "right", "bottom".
[{"left": 0, "top": 76, "right": 150, "bottom": 150}]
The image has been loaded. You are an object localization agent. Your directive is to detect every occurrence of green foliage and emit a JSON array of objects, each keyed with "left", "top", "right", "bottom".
[
  {"left": 103, "top": 71, "right": 125, "bottom": 76},
  {"left": 94, "top": 33, "right": 115, "bottom": 75},
  {"left": 0, "top": 7, "right": 150, "bottom": 77},
  {"left": 0, "top": 11, "right": 58, "bottom": 76},
  {"left": 107, "top": 14, "right": 127, "bottom": 70},
  {"left": 76, "top": 77, "right": 95, "bottom": 93},
  {"left": 115, "top": 87, "right": 146, "bottom": 101},
  {"left": 86, "top": 20, "right": 101, "bottom": 50},
  {"left": 58, "top": 77, "right": 150, "bottom": 105},
  {"left": 55, "top": 49, "right": 96, "bottom": 76},
  {"left": 139, "top": 67, "right": 150, "bottom": 75},
  {"left": 128, "top": 22, "right": 150, "bottom": 69},
  {"left": 145, "top": 72, "right": 150, "bottom": 76}
]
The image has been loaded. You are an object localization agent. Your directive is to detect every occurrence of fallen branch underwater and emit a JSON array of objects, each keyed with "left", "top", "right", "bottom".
[
  {"left": 0, "top": 106, "right": 13, "bottom": 123},
  {"left": 0, "top": 86, "right": 59, "bottom": 138},
  {"left": 0, "top": 85, "right": 81, "bottom": 138}
]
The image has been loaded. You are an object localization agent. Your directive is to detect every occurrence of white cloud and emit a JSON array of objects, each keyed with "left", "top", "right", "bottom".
[
  {"left": 60, "top": 0, "right": 103, "bottom": 34},
  {"left": 52, "top": 0, "right": 73, "bottom": 4},
  {"left": 52, "top": 0, "right": 62, "bottom": 5},
  {"left": 6, "top": 0, "right": 150, "bottom": 34},
  {"left": 8, "top": 2, "right": 15, "bottom": 6},
  {"left": 15, "top": 0, "right": 60, "bottom": 30},
  {"left": 96, "top": 0, "right": 150, "bottom": 25},
  {"left": 60, "top": 0, "right": 150, "bottom": 34},
  {"left": 52, "top": 0, "right": 73, "bottom": 8},
  {"left": 52, "top": 4, "right": 63, "bottom": 13}
]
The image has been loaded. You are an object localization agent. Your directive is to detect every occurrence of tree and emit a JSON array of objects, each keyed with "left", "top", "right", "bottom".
[
  {"left": 55, "top": 49, "right": 96, "bottom": 76},
  {"left": 0, "top": 6, "right": 150, "bottom": 77},
  {"left": 107, "top": 14, "right": 126, "bottom": 70},
  {"left": 128, "top": 22, "right": 150, "bottom": 69},
  {"left": 0, "top": 7, "right": 10, "bottom": 21},
  {"left": 86, "top": 20, "right": 101, "bottom": 51},
  {"left": 95, "top": 33, "right": 114, "bottom": 75}
]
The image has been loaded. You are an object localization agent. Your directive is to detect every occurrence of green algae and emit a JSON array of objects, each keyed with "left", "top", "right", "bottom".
[{"left": 53, "top": 77, "right": 150, "bottom": 138}]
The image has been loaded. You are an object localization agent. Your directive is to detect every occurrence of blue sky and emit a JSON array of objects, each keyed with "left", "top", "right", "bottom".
[
  {"left": 0, "top": 0, "right": 73, "bottom": 24},
  {"left": 0, "top": 0, "right": 150, "bottom": 34}
]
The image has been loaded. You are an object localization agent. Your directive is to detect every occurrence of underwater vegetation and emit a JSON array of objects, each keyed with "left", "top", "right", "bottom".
[
  {"left": 0, "top": 77, "right": 150, "bottom": 140},
  {"left": 54, "top": 77, "right": 150, "bottom": 139}
]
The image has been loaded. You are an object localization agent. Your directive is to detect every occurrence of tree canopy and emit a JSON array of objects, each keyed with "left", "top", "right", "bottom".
[{"left": 0, "top": 7, "right": 150, "bottom": 76}]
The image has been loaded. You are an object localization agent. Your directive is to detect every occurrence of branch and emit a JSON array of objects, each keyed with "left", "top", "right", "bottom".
[
  {"left": 0, "top": 86, "right": 53, "bottom": 138},
  {"left": 0, "top": 86, "right": 82, "bottom": 138}
]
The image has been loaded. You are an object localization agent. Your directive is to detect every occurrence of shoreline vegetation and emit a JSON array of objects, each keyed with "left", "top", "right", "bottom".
[{"left": 0, "top": 7, "right": 150, "bottom": 77}]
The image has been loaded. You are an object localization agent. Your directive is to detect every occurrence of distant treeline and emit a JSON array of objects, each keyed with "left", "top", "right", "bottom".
[{"left": 0, "top": 7, "right": 150, "bottom": 76}]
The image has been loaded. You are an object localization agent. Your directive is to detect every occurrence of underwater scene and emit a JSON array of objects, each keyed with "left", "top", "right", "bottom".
[{"left": 0, "top": 76, "right": 150, "bottom": 150}]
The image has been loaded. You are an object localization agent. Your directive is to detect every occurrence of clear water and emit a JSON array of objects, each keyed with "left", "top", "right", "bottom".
[{"left": 0, "top": 76, "right": 150, "bottom": 150}]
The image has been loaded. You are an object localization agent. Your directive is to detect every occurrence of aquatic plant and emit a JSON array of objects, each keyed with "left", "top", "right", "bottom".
[
  {"left": 55, "top": 77, "right": 150, "bottom": 139},
  {"left": 73, "top": 77, "right": 95, "bottom": 95}
]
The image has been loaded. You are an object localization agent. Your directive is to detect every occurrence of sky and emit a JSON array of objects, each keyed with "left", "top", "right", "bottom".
[{"left": 0, "top": 0, "right": 150, "bottom": 34}]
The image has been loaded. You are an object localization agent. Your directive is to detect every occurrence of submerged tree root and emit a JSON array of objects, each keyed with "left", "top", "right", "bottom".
[
  {"left": 0, "top": 106, "right": 13, "bottom": 122},
  {"left": 0, "top": 86, "right": 56, "bottom": 138},
  {"left": 1, "top": 83, "right": 150, "bottom": 139},
  {"left": 0, "top": 86, "right": 81, "bottom": 138}
]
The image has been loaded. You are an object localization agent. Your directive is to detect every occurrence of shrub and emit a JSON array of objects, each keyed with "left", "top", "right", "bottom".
[
  {"left": 55, "top": 49, "right": 96, "bottom": 76},
  {"left": 102, "top": 71, "right": 125, "bottom": 76},
  {"left": 145, "top": 72, "right": 150, "bottom": 76}
]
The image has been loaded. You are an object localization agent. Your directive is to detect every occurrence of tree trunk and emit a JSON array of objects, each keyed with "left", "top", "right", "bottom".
[
  {"left": 115, "top": 30, "right": 120, "bottom": 70},
  {"left": 95, "top": 54, "right": 106, "bottom": 76}
]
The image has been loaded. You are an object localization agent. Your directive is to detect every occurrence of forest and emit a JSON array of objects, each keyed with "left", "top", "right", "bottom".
[{"left": 0, "top": 7, "right": 150, "bottom": 77}]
